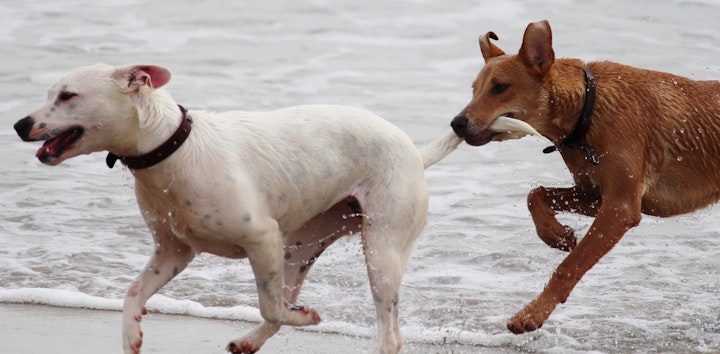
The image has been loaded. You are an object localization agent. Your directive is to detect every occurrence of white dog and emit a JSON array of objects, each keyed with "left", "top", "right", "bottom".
[{"left": 14, "top": 64, "right": 539, "bottom": 353}]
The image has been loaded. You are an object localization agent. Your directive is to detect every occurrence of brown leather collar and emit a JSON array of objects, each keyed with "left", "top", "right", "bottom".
[
  {"left": 106, "top": 105, "right": 192, "bottom": 169},
  {"left": 543, "top": 66, "right": 599, "bottom": 165}
]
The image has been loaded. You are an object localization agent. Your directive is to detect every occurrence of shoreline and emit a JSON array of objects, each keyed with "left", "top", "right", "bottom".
[{"left": 0, "top": 303, "right": 500, "bottom": 353}]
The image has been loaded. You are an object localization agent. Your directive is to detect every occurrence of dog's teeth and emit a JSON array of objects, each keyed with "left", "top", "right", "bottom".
[{"left": 488, "top": 116, "right": 544, "bottom": 138}]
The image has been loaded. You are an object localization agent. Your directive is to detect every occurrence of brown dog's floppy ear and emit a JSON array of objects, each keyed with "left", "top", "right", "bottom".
[
  {"left": 519, "top": 20, "right": 554, "bottom": 75},
  {"left": 479, "top": 31, "right": 505, "bottom": 62},
  {"left": 114, "top": 65, "right": 172, "bottom": 91}
]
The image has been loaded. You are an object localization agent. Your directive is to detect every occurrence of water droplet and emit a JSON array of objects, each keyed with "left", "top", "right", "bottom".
[{"left": 677, "top": 156, "right": 684, "bottom": 162}]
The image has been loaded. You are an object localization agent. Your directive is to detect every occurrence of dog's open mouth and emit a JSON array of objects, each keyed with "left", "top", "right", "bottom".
[
  {"left": 465, "top": 129, "right": 500, "bottom": 146},
  {"left": 36, "top": 127, "right": 84, "bottom": 163}
]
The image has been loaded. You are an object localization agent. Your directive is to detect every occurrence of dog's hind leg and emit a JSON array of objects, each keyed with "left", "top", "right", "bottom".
[
  {"left": 361, "top": 223, "right": 418, "bottom": 354},
  {"left": 123, "top": 230, "right": 195, "bottom": 354},
  {"left": 227, "top": 198, "right": 362, "bottom": 354},
  {"left": 283, "top": 197, "right": 364, "bottom": 303},
  {"left": 360, "top": 188, "right": 427, "bottom": 354},
  {"left": 527, "top": 186, "right": 601, "bottom": 251}
]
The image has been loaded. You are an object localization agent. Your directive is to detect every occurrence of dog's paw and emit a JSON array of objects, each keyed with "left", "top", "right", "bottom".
[
  {"left": 507, "top": 308, "right": 547, "bottom": 334},
  {"left": 226, "top": 341, "right": 258, "bottom": 354},
  {"left": 122, "top": 327, "right": 143, "bottom": 354},
  {"left": 122, "top": 308, "right": 147, "bottom": 354},
  {"left": 506, "top": 299, "right": 556, "bottom": 334},
  {"left": 281, "top": 303, "right": 321, "bottom": 325},
  {"left": 507, "top": 312, "right": 543, "bottom": 334},
  {"left": 288, "top": 305, "right": 322, "bottom": 325},
  {"left": 537, "top": 224, "right": 576, "bottom": 252}
]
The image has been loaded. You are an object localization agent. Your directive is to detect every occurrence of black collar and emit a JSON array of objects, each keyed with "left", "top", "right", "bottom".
[
  {"left": 106, "top": 104, "right": 192, "bottom": 169},
  {"left": 543, "top": 66, "right": 599, "bottom": 165}
]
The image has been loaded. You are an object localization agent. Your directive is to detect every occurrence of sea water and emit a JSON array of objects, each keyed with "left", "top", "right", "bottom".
[{"left": 1, "top": 0, "right": 719, "bottom": 352}]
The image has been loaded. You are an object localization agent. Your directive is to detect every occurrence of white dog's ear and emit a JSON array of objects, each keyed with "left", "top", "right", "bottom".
[{"left": 114, "top": 65, "right": 172, "bottom": 91}]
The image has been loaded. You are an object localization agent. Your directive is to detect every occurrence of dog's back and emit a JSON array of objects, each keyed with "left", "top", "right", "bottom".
[
  {"left": 569, "top": 61, "right": 720, "bottom": 216},
  {"left": 178, "top": 105, "right": 422, "bottom": 226}
]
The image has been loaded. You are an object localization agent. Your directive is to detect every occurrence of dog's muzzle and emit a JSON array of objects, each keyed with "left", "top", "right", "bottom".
[
  {"left": 14, "top": 116, "right": 35, "bottom": 141},
  {"left": 450, "top": 115, "right": 469, "bottom": 138}
]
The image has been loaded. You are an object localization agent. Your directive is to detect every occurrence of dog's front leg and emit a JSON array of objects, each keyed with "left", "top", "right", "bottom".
[
  {"left": 227, "top": 228, "right": 320, "bottom": 354},
  {"left": 509, "top": 187, "right": 642, "bottom": 334},
  {"left": 527, "top": 186, "right": 600, "bottom": 251},
  {"left": 226, "top": 322, "right": 281, "bottom": 354},
  {"left": 123, "top": 231, "right": 194, "bottom": 354}
]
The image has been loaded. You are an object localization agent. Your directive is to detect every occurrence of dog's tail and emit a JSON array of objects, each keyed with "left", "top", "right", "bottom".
[{"left": 419, "top": 130, "right": 463, "bottom": 169}]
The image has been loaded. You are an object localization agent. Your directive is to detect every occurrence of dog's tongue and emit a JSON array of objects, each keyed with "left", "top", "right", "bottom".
[
  {"left": 37, "top": 140, "right": 59, "bottom": 158},
  {"left": 36, "top": 129, "right": 82, "bottom": 159}
]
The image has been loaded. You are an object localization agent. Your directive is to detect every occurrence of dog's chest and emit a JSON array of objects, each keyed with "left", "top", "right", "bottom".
[
  {"left": 136, "top": 181, "right": 251, "bottom": 258},
  {"left": 168, "top": 206, "right": 249, "bottom": 258}
]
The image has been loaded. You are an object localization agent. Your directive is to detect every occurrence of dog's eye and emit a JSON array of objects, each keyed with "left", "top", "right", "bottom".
[
  {"left": 58, "top": 92, "right": 78, "bottom": 102},
  {"left": 491, "top": 83, "right": 509, "bottom": 95}
]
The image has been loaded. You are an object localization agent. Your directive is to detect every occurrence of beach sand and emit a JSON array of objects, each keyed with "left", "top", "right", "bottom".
[{"left": 0, "top": 303, "right": 496, "bottom": 353}]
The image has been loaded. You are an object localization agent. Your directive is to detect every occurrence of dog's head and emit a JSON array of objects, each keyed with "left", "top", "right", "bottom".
[
  {"left": 451, "top": 20, "right": 555, "bottom": 146},
  {"left": 13, "top": 64, "right": 172, "bottom": 165}
]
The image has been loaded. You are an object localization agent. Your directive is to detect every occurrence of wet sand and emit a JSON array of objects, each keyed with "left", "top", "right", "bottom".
[{"left": 0, "top": 303, "right": 499, "bottom": 353}]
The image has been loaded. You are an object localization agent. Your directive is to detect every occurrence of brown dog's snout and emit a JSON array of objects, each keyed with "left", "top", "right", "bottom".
[
  {"left": 14, "top": 116, "right": 36, "bottom": 141},
  {"left": 451, "top": 115, "right": 469, "bottom": 138}
]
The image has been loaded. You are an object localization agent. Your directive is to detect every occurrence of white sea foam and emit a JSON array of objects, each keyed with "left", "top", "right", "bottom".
[{"left": 2, "top": 0, "right": 720, "bottom": 352}]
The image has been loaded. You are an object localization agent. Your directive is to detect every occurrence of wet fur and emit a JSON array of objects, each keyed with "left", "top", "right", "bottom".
[
  {"left": 14, "top": 63, "right": 462, "bottom": 354},
  {"left": 451, "top": 21, "right": 720, "bottom": 334}
]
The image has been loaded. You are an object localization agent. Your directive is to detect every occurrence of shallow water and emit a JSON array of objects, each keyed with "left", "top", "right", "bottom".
[{"left": 1, "top": 0, "right": 720, "bottom": 352}]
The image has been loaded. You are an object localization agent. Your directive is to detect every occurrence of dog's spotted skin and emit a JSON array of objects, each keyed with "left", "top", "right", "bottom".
[{"left": 14, "top": 63, "right": 462, "bottom": 354}]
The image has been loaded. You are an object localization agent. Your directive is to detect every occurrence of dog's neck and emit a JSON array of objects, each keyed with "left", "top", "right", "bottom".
[
  {"left": 543, "top": 62, "right": 599, "bottom": 165},
  {"left": 106, "top": 96, "right": 192, "bottom": 169}
]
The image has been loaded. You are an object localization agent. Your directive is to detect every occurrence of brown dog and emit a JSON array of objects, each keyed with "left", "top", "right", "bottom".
[{"left": 450, "top": 20, "right": 720, "bottom": 334}]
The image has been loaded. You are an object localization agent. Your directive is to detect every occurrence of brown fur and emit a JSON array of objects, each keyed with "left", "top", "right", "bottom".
[{"left": 451, "top": 20, "right": 720, "bottom": 334}]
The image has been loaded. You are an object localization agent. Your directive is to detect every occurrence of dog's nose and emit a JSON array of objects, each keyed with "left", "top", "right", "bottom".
[
  {"left": 14, "top": 116, "right": 35, "bottom": 141},
  {"left": 450, "top": 115, "right": 468, "bottom": 137}
]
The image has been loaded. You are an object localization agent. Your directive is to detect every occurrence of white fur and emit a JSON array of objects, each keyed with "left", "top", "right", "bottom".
[{"left": 15, "top": 63, "right": 462, "bottom": 354}]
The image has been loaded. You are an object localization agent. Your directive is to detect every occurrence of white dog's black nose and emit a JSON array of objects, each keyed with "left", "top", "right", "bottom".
[
  {"left": 450, "top": 115, "right": 468, "bottom": 138},
  {"left": 14, "top": 116, "right": 35, "bottom": 141}
]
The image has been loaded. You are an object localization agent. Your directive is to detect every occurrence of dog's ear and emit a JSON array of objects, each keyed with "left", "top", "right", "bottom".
[
  {"left": 479, "top": 31, "right": 505, "bottom": 62},
  {"left": 114, "top": 65, "right": 172, "bottom": 91},
  {"left": 518, "top": 20, "right": 554, "bottom": 76}
]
